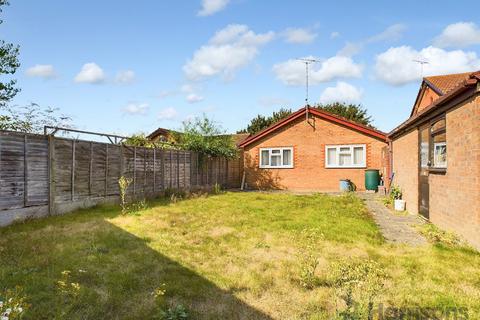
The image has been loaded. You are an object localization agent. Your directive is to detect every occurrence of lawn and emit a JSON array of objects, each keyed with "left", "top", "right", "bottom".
[{"left": 0, "top": 192, "right": 479, "bottom": 319}]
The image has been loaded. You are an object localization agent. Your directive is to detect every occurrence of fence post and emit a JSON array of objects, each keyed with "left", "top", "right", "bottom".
[
  {"left": 160, "top": 150, "right": 165, "bottom": 191},
  {"left": 23, "top": 134, "right": 28, "bottom": 207},
  {"left": 153, "top": 148, "right": 156, "bottom": 194},
  {"left": 71, "top": 140, "right": 75, "bottom": 201},
  {"left": 89, "top": 142, "right": 93, "bottom": 196},
  {"left": 177, "top": 151, "right": 180, "bottom": 189},
  {"left": 133, "top": 147, "right": 137, "bottom": 197},
  {"left": 105, "top": 144, "right": 109, "bottom": 198},
  {"left": 169, "top": 150, "right": 172, "bottom": 189},
  {"left": 144, "top": 148, "right": 147, "bottom": 196},
  {"left": 48, "top": 135, "right": 56, "bottom": 215}
]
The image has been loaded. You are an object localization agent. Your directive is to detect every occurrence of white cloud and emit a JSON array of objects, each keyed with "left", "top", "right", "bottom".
[
  {"left": 183, "top": 24, "right": 274, "bottom": 81},
  {"left": 319, "top": 82, "right": 363, "bottom": 104},
  {"left": 198, "top": 0, "right": 229, "bottom": 16},
  {"left": 282, "top": 28, "right": 317, "bottom": 44},
  {"left": 273, "top": 55, "right": 363, "bottom": 86},
  {"left": 25, "top": 64, "right": 56, "bottom": 79},
  {"left": 115, "top": 70, "right": 135, "bottom": 84},
  {"left": 186, "top": 93, "right": 204, "bottom": 103},
  {"left": 433, "top": 22, "right": 480, "bottom": 48},
  {"left": 374, "top": 45, "right": 480, "bottom": 86},
  {"left": 158, "top": 107, "right": 178, "bottom": 120},
  {"left": 74, "top": 63, "right": 106, "bottom": 84},
  {"left": 123, "top": 103, "right": 149, "bottom": 115},
  {"left": 338, "top": 23, "right": 406, "bottom": 57},
  {"left": 330, "top": 31, "right": 340, "bottom": 39}
]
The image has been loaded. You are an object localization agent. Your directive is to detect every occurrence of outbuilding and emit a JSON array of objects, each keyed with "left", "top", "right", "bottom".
[
  {"left": 239, "top": 107, "right": 389, "bottom": 191},
  {"left": 389, "top": 71, "right": 480, "bottom": 248}
]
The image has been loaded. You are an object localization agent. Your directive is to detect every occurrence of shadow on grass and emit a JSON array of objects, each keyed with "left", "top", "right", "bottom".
[{"left": 0, "top": 211, "right": 273, "bottom": 319}]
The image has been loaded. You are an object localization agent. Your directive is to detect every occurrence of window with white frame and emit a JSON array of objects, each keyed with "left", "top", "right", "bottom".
[
  {"left": 259, "top": 147, "right": 293, "bottom": 168},
  {"left": 325, "top": 144, "right": 366, "bottom": 168}
]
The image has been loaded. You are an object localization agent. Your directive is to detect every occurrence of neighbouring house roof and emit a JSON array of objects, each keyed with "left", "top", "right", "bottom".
[
  {"left": 147, "top": 127, "right": 179, "bottom": 141},
  {"left": 238, "top": 106, "right": 387, "bottom": 148},
  {"left": 389, "top": 71, "right": 480, "bottom": 138},
  {"left": 147, "top": 128, "right": 249, "bottom": 147}
]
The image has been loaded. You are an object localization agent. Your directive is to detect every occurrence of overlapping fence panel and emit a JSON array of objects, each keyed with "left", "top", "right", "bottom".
[{"left": 0, "top": 131, "right": 243, "bottom": 226}]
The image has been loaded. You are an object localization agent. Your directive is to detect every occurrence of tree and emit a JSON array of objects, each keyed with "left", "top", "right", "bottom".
[
  {"left": 0, "top": 0, "right": 20, "bottom": 108},
  {"left": 0, "top": 103, "right": 71, "bottom": 133},
  {"left": 314, "top": 102, "right": 374, "bottom": 127},
  {"left": 239, "top": 108, "right": 292, "bottom": 135},
  {"left": 177, "top": 115, "right": 237, "bottom": 158},
  {"left": 124, "top": 133, "right": 157, "bottom": 148}
]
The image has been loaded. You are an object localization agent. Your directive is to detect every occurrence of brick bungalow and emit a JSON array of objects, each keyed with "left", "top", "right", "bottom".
[
  {"left": 389, "top": 71, "right": 480, "bottom": 248},
  {"left": 238, "top": 107, "right": 388, "bottom": 191}
]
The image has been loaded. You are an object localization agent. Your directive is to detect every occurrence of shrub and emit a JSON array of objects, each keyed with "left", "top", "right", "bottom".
[
  {"left": 329, "top": 259, "right": 386, "bottom": 319},
  {"left": 389, "top": 185, "right": 402, "bottom": 200}
]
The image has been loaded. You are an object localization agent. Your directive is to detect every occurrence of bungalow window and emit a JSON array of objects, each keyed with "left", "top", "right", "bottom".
[
  {"left": 325, "top": 144, "right": 366, "bottom": 168},
  {"left": 259, "top": 147, "right": 293, "bottom": 168},
  {"left": 431, "top": 118, "right": 447, "bottom": 169}
]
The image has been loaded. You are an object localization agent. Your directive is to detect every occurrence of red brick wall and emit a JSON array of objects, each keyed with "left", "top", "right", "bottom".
[
  {"left": 391, "top": 128, "right": 419, "bottom": 214},
  {"left": 428, "top": 95, "right": 480, "bottom": 248},
  {"left": 243, "top": 115, "right": 387, "bottom": 191},
  {"left": 416, "top": 86, "right": 440, "bottom": 115}
]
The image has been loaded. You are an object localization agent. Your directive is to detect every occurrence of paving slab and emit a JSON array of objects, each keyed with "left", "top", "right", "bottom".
[{"left": 358, "top": 193, "right": 427, "bottom": 246}]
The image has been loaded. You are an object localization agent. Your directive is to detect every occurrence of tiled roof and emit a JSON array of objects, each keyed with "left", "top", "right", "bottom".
[
  {"left": 239, "top": 107, "right": 387, "bottom": 148},
  {"left": 389, "top": 71, "right": 480, "bottom": 138},
  {"left": 424, "top": 72, "right": 472, "bottom": 95}
]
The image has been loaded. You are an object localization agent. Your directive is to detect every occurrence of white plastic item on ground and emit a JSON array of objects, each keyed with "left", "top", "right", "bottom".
[{"left": 394, "top": 199, "right": 406, "bottom": 211}]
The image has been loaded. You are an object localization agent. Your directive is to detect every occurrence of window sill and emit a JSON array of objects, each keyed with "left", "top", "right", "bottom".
[
  {"left": 259, "top": 166, "right": 294, "bottom": 169},
  {"left": 429, "top": 167, "right": 446, "bottom": 174},
  {"left": 325, "top": 166, "right": 367, "bottom": 169}
]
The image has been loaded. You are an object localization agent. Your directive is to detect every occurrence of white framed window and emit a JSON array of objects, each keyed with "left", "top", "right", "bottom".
[
  {"left": 259, "top": 147, "right": 293, "bottom": 169},
  {"left": 433, "top": 142, "right": 447, "bottom": 168},
  {"left": 325, "top": 144, "right": 366, "bottom": 168}
]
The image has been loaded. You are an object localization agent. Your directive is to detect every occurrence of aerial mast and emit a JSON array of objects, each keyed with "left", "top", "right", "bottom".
[{"left": 297, "top": 58, "right": 320, "bottom": 121}]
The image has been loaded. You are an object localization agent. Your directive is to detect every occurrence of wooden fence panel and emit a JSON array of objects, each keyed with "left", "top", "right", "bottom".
[
  {"left": 73, "top": 141, "right": 90, "bottom": 199},
  {"left": 0, "top": 134, "right": 25, "bottom": 209},
  {"left": 107, "top": 145, "right": 121, "bottom": 196},
  {"left": 25, "top": 135, "right": 49, "bottom": 206},
  {"left": 0, "top": 131, "right": 243, "bottom": 221}
]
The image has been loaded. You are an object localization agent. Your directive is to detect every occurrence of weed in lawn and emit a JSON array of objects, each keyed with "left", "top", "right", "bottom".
[
  {"left": 118, "top": 176, "right": 133, "bottom": 215},
  {"left": 158, "top": 304, "right": 189, "bottom": 320},
  {"left": 0, "top": 286, "right": 28, "bottom": 320},
  {"left": 211, "top": 183, "right": 223, "bottom": 195},
  {"left": 330, "top": 259, "right": 386, "bottom": 319},
  {"left": 418, "top": 223, "right": 465, "bottom": 248},
  {"left": 298, "top": 229, "right": 324, "bottom": 289}
]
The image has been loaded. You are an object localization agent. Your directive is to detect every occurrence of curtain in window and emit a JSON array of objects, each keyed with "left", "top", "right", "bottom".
[
  {"left": 283, "top": 149, "right": 292, "bottom": 165},
  {"left": 353, "top": 147, "right": 364, "bottom": 165},
  {"left": 327, "top": 148, "right": 336, "bottom": 166},
  {"left": 261, "top": 150, "right": 269, "bottom": 166}
]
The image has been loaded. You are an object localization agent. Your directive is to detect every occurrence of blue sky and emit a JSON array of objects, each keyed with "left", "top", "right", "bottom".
[{"left": 4, "top": 0, "right": 480, "bottom": 136}]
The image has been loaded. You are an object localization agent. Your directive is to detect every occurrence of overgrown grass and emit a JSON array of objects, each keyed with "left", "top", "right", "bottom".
[{"left": 0, "top": 192, "right": 479, "bottom": 319}]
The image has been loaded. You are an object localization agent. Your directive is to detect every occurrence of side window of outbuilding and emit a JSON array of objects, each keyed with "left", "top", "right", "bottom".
[{"left": 431, "top": 118, "right": 446, "bottom": 169}]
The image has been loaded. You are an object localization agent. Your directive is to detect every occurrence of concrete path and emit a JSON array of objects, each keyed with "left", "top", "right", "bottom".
[{"left": 358, "top": 193, "right": 427, "bottom": 246}]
